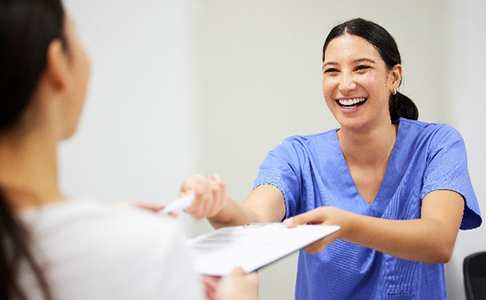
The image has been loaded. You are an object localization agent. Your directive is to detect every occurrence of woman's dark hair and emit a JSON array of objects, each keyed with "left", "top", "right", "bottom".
[
  {"left": 0, "top": 0, "right": 67, "bottom": 298},
  {"left": 322, "top": 18, "right": 419, "bottom": 123}
]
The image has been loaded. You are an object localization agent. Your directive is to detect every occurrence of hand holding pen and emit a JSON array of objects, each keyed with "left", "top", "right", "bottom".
[{"left": 179, "top": 173, "right": 230, "bottom": 219}]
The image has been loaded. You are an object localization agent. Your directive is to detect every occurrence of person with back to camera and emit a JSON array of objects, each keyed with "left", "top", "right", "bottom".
[
  {"left": 0, "top": 0, "right": 257, "bottom": 299},
  {"left": 180, "top": 18, "right": 482, "bottom": 299}
]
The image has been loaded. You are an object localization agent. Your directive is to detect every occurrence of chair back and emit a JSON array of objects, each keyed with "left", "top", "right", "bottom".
[{"left": 464, "top": 251, "right": 486, "bottom": 300}]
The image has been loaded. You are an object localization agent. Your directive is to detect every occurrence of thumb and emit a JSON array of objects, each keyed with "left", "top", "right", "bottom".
[
  {"left": 229, "top": 267, "right": 246, "bottom": 277},
  {"left": 283, "top": 209, "right": 323, "bottom": 227},
  {"left": 180, "top": 173, "right": 206, "bottom": 194}
]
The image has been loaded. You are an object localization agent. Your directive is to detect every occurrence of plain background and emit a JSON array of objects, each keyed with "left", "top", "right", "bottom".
[{"left": 60, "top": 0, "right": 485, "bottom": 299}]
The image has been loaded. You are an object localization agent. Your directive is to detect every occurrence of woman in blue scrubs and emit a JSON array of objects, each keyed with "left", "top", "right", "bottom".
[{"left": 182, "top": 18, "right": 482, "bottom": 299}]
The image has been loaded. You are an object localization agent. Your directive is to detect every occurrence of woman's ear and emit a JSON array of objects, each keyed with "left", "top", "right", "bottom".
[
  {"left": 43, "top": 39, "right": 69, "bottom": 92},
  {"left": 389, "top": 64, "right": 402, "bottom": 90}
]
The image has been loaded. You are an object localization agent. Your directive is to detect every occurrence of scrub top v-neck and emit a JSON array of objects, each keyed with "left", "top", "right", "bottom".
[
  {"left": 253, "top": 118, "right": 481, "bottom": 300},
  {"left": 327, "top": 124, "right": 406, "bottom": 218}
]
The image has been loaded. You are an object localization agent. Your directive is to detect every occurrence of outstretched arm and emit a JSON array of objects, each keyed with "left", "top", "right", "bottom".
[
  {"left": 181, "top": 174, "right": 285, "bottom": 229},
  {"left": 285, "top": 190, "right": 464, "bottom": 263}
]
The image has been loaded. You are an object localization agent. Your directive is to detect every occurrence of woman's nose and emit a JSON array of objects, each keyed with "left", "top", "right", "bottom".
[{"left": 339, "top": 72, "right": 356, "bottom": 94}]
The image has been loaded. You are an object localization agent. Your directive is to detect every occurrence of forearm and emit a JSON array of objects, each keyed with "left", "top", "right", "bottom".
[
  {"left": 288, "top": 191, "right": 464, "bottom": 263},
  {"left": 346, "top": 215, "right": 458, "bottom": 263},
  {"left": 209, "top": 185, "right": 286, "bottom": 229},
  {"left": 208, "top": 197, "right": 260, "bottom": 229},
  {"left": 182, "top": 174, "right": 286, "bottom": 229},
  {"left": 347, "top": 191, "right": 464, "bottom": 263}
]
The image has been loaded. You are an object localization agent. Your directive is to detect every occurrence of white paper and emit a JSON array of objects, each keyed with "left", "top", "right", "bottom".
[{"left": 186, "top": 223, "right": 340, "bottom": 276}]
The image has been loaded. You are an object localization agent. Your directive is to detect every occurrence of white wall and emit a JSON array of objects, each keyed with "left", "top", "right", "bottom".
[
  {"left": 191, "top": 1, "right": 451, "bottom": 299},
  {"left": 59, "top": 0, "right": 195, "bottom": 210},
  {"left": 445, "top": 1, "right": 486, "bottom": 299}
]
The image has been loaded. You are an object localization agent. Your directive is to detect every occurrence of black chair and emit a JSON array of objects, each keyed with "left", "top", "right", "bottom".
[{"left": 464, "top": 251, "right": 486, "bottom": 300}]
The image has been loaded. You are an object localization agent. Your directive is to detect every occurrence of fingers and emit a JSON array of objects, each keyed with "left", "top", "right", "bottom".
[
  {"left": 210, "top": 174, "right": 226, "bottom": 192},
  {"left": 283, "top": 209, "right": 324, "bottom": 227},
  {"left": 228, "top": 267, "right": 245, "bottom": 276},
  {"left": 240, "top": 269, "right": 258, "bottom": 287},
  {"left": 115, "top": 200, "right": 164, "bottom": 212},
  {"left": 182, "top": 174, "right": 208, "bottom": 219},
  {"left": 283, "top": 211, "right": 332, "bottom": 254},
  {"left": 215, "top": 268, "right": 259, "bottom": 300},
  {"left": 182, "top": 173, "right": 228, "bottom": 220},
  {"left": 180, "top": 173, "right": 206, "bottom": 195},
  {"left": 283, "top": 207, "right": 343, "bottom": 254},
  {"left": 206, "top": 174, "right": 226, "bottom": 217},
  {"left": 202, "top": 275, "right": 222, "bottom": 300},
  {"left": 132, "top": 202, "right": 165, "bottom": 212},
  {"left": 186, "top": 189, "right": 207, "bottom": 220}
]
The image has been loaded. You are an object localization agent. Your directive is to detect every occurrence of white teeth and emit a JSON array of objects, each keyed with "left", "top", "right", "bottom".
[{"left": 338, "top": 98, "right": 366, "bottom": 106}]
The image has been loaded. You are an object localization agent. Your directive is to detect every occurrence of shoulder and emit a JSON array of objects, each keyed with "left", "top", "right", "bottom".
[
  {"left": 399, "top": 118, "right": 464, "bottom": 148},
  {"left": 400, "top": 118, "right": 460, "bottom": 136},
  {"left": 24, "top": 199, "right": 182, "bottom": 244},
  {"left": 283, "top": 129, "right": 338, "bottom": 144},
  {"left": 22, "top": 199, "right": 202, "bottom": 299},
  {"left": 278, "top": 129, "right": 338, "bottom": 152},
  {"left": 264, "top": 130, "right": 338, "bottom": 163},
  {"left": 22, "top": 199, "right": 187, "bottom": 269}
]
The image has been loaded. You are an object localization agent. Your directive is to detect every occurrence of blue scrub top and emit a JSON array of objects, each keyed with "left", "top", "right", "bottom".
[{"left": 253, "top": 118, "right": 481, "bottom": 300}]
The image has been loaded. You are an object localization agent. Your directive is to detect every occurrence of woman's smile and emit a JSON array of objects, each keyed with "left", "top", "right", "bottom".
[{"left": 336, "top": 97, "right": 368, "bottom": 109}]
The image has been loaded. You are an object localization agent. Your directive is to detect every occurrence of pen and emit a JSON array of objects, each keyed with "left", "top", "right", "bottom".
[{"left": 162, "top": 194, "right": 195, "bottom": 214}]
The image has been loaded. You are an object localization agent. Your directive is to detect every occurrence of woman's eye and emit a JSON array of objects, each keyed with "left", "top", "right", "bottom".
[
  {"left": 355, "top": 65, "right": 370, "bottom": 72},
  {"left": 324, "top": 68, "right": 339, "bottom": 74}
]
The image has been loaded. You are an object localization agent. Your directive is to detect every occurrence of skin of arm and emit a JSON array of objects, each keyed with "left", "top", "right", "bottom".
[
  {"left": 181, "top": 174, "right": 285, "bottom": 229},
  {"left": 285, "top": 189, "right": 464, "bottom": 264}
]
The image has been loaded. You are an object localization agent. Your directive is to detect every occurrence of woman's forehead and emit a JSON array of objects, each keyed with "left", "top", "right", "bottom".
[{"left": 324, "top": 34, "right": 382, "bottom": 63}]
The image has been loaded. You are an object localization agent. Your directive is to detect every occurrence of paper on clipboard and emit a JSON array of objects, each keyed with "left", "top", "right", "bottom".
[{"left": 185, "top": 223, "right": 340, "bottom": 276}]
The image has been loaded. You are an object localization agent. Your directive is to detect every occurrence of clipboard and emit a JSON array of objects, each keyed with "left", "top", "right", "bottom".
[{"left": 185, "top": 223, "right": 340, "bottom": 276}]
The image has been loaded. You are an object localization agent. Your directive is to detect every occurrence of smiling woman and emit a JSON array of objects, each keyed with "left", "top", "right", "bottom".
[
  {"left": 322, "top": 18, "right": 417, "bottom": 134},
  {"left": 179, "top": 17, "right": 482, "bottom": 300}
]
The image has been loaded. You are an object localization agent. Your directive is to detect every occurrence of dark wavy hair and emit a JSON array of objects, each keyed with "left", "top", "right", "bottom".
[
  {"left": 322, "top": 18, "right": 419, "bottom": 123},
  {"left": 0, "top": 0, "right": 67, "bottom": 299}
]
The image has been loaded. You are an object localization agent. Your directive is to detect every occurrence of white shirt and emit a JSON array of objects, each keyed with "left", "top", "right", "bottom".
[{"left": 20, "top": 199, "right": 204, "bottom": 300}]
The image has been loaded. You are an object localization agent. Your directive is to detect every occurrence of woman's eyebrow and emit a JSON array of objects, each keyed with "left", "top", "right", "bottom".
[
  {"left": 354, "top": 58, "right": 376, "bottom": 64},
  {"left": 322, "top": 62, "right": 338, "bottom": 69},
  {"left": 323, "top": 58, "right": 376, "bottom": 69}
]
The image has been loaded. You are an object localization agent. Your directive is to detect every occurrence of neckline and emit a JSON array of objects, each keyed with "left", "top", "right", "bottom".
[{"left": 333, "top": 120, "right": 404, "bottom": 212}]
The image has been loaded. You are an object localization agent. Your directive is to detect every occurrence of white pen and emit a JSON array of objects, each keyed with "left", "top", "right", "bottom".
[{"left": 162, "top": 194, "right": 195, "bottom": 214}]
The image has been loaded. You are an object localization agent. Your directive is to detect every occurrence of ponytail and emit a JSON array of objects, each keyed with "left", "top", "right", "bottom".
[
  {"left": 0, "top": 188, "right": 52, "bottom": 300},
  {"left": 389, "top": 92, "right": 419, "bottom": 123}
]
